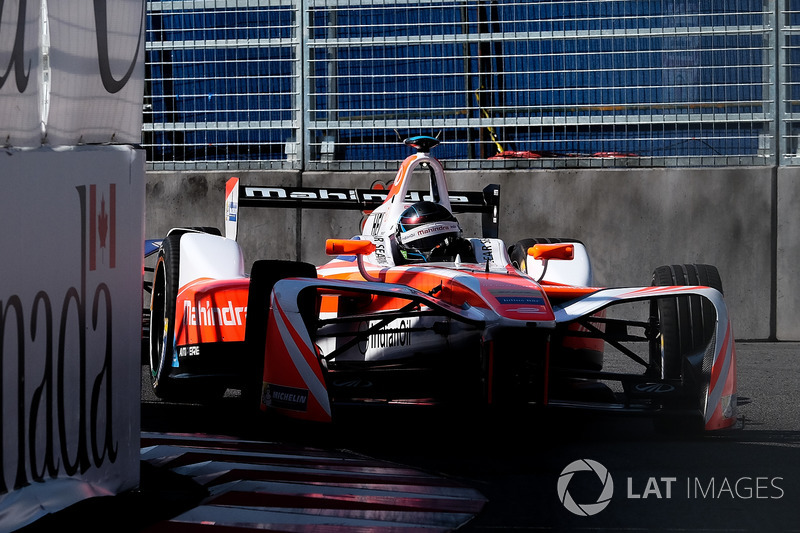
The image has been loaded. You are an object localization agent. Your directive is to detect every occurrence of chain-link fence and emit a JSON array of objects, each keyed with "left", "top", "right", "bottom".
[{"left": 145, "top": 0, "right": 783, "bottom": 170}]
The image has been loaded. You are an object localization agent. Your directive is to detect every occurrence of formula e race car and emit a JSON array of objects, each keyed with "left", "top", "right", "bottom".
[{"left": 145, "top": 136, "right": 738, "bottom": 432}]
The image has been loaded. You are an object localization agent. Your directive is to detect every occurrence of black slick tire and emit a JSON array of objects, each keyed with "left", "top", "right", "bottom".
[
  {"left": 651, "top": 264, "right": 722, "bottom": 379},
  {"left": 149, "top": 234, "right": 181, "bottom": 399},
  {"left": 650, "top": 263, "right": 723, "bottom": 435}
]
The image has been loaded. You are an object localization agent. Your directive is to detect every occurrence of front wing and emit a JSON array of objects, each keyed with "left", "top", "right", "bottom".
[
  {"left": 259, "top": 277, "right": 489, "bottom": 422},
  {"left": 552, "top": 286, "right": 737, "bottom": 430},
  {"left": 258, "top": 278, "right": 737, "bottom": 431}
]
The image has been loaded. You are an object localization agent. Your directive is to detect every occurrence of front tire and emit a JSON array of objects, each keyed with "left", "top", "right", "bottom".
[
  {"left": 650, "top": 264, "right": 723, "bottom": 434},
  {"left": 651, "top": 264, "right": 722, "bottom": 379}
]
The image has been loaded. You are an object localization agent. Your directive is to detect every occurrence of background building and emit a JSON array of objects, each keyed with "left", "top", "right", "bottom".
[
  {"left": 142, "top": 1, "right": 800, "bottom": 342},
  {"left": 144, "top": 0, "right": 794, "bottom": 170}
]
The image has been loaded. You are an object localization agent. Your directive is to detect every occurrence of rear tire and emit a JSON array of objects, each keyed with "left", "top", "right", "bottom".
[{"left": 149, "top": 234, "right": 181, "bottom": 399}]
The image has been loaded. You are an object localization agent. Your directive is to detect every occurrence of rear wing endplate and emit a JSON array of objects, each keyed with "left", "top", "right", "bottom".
[{"left": 224, "top": 178, "right": 500, "bottom": 241}]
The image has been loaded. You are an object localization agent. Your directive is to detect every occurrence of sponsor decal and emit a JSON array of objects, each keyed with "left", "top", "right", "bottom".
[
  {"left": 633, "top": 382, "right": 676, "bottom": 394},
  {"left": 477, "top": 239, "right": 495, "bottom": 262},
  {"left": 183, "top": 300, "right": 246, "bottom": 327},
  {"left": 264, "top": 384, "right": 309, "bottom": 411},
  {"left": 721, "top": 392, "right": 737, "bottom": 419},
  {"left": 370, "top": 212, "right": 384, "bottom": 236},
  {"left": 178, "top": 345, "right": 201, "bottom": 359},
  {"left": 368, "top": 319, "right": 413, "bottom": 350},
  {"left": 496, "top": 296, "right": 546, "bottom": 305},
  {"left": 247, "top": 187, "right": 361, "bottom": 201},
  {"left": 373, "top": 237, "right": 389, "bottom": 265},
  {"left": 243, "top": 186, "right": 470, "bottom": 205},
  {"left": 400, "top": 221, "right": 460, "bottom": 244}
]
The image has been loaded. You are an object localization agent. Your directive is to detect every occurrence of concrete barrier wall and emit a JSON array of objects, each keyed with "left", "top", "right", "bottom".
[
  {"left": 146, "top": 166, "right": 794, "bottom": 341},
  {"left": 778, "top": 168, "right": 800, "bottom": 340}
]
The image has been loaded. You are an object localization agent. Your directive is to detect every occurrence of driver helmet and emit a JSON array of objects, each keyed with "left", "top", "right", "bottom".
[{"left": 395, "top": 201, "right": 462, "bottom": 263}]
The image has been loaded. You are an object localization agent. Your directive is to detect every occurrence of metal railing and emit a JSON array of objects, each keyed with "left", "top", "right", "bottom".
[{"left": 144, "top": 0, "right": 786, "bottom": 170}]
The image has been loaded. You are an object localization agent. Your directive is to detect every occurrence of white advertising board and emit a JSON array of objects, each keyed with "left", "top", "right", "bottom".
[
  {"left": 46, "top": 0, "right": 146, "bottom": 145},
  {"left": 0, "top": 145, "right": 144, "bottom": 531},
  {"left": 0, "top": 0, "right": 42, "bottom": 147}
]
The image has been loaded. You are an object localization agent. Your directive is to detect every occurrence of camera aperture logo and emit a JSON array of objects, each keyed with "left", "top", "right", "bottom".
[{"left": 557, "top": 459, "right": 614, "bottom": 516}]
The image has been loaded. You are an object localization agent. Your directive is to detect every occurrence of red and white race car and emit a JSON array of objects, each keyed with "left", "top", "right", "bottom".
[{"left": 146, "top": 136, "right": 737, "bottom": 432}]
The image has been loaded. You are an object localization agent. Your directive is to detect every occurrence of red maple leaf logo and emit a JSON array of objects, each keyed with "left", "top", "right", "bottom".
[{"left": 98, "top": 196, "right": 109, "bottom": 262}]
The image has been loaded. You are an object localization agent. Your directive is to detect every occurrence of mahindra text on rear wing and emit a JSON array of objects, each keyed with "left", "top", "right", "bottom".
[{"left": 224, "top": 178, "right": 500, "bottom": 241}]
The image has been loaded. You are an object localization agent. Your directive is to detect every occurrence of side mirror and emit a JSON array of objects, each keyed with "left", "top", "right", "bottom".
[
  {"left": 326, "top": 239, "right": 381, "bottom": 282},
  {"left": 527, "top": 243, "right": 574, "bottom": 283},
  {"left": 326, "top": 239, "right": 376, "bottom": 256},
  {"left": 528, "top": 243, "right": 574, "bottom": 261}
]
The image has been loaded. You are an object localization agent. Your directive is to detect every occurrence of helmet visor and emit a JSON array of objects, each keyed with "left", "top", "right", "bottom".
[{"left": 397, "top": 220, "right": 461, "bottom": 261}]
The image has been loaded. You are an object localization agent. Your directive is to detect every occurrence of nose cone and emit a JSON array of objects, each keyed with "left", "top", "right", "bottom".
[
  {"left": 440, "top": 271, "right": 556, "bottom": 322},
  {"left": 477, "top": 274, "right": 555, "bottom": 322}
]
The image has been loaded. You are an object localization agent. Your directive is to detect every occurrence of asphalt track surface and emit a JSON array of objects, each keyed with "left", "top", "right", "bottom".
[{"left": 23, "top": 342, "right": 800, "bottom": 532}]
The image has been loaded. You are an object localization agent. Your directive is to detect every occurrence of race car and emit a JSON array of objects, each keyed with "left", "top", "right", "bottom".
[{"left": 146, "top": 136, "right": 738, "bottom": 432}]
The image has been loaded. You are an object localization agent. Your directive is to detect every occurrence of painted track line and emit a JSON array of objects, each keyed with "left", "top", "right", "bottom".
[{"left": 140, "top": 432, "right": 486, "bottom": 532}]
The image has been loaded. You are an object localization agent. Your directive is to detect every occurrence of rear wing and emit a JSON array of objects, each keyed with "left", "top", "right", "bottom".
[{"left": 224, "top": 177, "right": 500, "bottom": 241}]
